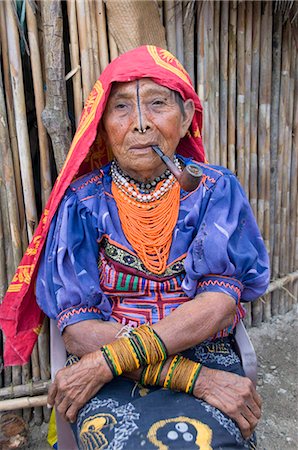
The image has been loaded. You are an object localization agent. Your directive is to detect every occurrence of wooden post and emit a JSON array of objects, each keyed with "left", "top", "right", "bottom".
[
  {"left": 26, "top": 0, "right": 52, "bottom": 208},
  {"left": 0, "top": 2, "right": 26, "bottom": 250},
  {"left": 175, "top": 1, "right": 184, "bottom": 65},
  {"left": 227, "top": 1, "right": 237, "bottom": 173},
  {"left": 183, "top": 2, "right": 195, "bottom": 85},
  {"left": 219, "top": 1, "right": 229, "bottom": 168},
  {"left": 258, "top": 2, "right": 272, "bottom": 321},
  {"left": 4, "top": 1, "right": 38, "bottom": 241},
  {"left": 236, "top": 1, "right": 245, "bottom": 187},
  {"left": 40, "top": 0, "right": 72, "bottom": 173},
  {"left": 250, "top": 1, "right": 261, "bottom": 325},
  {"left": 164, "top": 0, "right": 176, "bottom": 56},
  {"left": 67, "top": 0, "right": 83, "bottom": 127},
  {"left": 244, "top": 2, "right": 252, "bottom": 200},
  {"left": 95, "top": 0, "right": 109, "bottom": 71}
]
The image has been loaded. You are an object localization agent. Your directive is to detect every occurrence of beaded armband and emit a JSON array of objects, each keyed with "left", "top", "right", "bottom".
[
  {"left": 101, "top": 324, "right": 168, "bottom": 377},
  {"left": 163, "top": 355, "right": 202, "bottom": 395}
]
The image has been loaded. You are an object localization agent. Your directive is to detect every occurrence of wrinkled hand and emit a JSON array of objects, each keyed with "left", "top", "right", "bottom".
[
  {"left": 193, "top": 366, "right": 262, "bottom": 439},
  {"left": 47, "top": 350, "right": 113, "bottom": 423}
]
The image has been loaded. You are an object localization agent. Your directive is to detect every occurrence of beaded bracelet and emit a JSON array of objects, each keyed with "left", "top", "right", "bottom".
[
  {"left": 101, "top": 324, "right": 168, "bottom": 377},
  {"left": 141, "top": 360, "right": 166, "bottom": 386},
  {"left": 141, "top": 355, "right": 202, "bottom": 396},
  {"left": 164, "top": 357, "right": 202, "bottom": 394}
]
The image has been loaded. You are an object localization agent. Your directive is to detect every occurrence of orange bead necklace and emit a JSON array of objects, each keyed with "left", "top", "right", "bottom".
[{"left": 111, "top": 173, "right": 180, "bottom": 275}]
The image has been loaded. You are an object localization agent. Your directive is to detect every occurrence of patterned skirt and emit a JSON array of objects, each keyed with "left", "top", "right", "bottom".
[{"left": 69, "top": 336, "right": 257, "bottom": 450}]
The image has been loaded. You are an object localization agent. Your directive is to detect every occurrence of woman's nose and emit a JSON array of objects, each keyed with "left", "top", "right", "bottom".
[{"left": 132, "top": 104, "right": 151, "bottom": 133}]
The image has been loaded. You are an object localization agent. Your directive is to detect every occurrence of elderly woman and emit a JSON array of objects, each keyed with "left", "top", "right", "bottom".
[{"left": 1, "top": 46, "right": 269, "bottom": 450}]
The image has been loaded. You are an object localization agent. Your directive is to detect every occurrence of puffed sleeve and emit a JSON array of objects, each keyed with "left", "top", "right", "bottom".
[
  {"left": 36, "top": 189, "right": 112, "bottom": 333},
  {"left": 182, "top": 171, "right": 270, "bottom": 304}
]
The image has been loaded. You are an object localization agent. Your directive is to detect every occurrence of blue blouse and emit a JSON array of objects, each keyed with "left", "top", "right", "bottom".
[{"left": 36, "top": 158, "right": 269, "bottom": 333}]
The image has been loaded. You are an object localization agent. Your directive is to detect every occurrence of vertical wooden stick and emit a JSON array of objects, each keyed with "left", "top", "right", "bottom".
[
  {"left": 183, "top": 2, "right": 195, "bottom": 85},
  {"left": 250, "top": 1, "right": 261, "bottom": 325},
  {"left": 95, "top": 0, "right": 109, "bottom": 71},
  {"left": 164, "top": 0, "right": 176, "bottom": 55},
  {"left": 0, "top": 2, "right": 26, "bottom": 250},
  {"left": 175, "top": 0, "right": 184, "bottom": 65},
  {"left": 4, "top": 1, "right": 37, "bottom": 242},
  {"left": 26, "top": 0, "right": 52, "bottom": 208},
  {"left": 213, "top": 1, "right": 220, "bottom": 166},
  {"left": 236, "top": 1, "right": 245, "bottom": 187},
  {"left": 76, "top": 0, "right": 92, "bottom": 101},
  {"left": 219, "top": 1, "right": 229, "bottom": 168},
  {"left": 67, "top": 0, "right": 83, "bottom": 127},
  {"left": 227, "top": 1, "right": 237, "bottom": 173},
  {"left": 270, "top": 14, "right": 283, "bottom": 317},
  {"left": 244, "top": 2, "right": 252, "bottom": 200}
]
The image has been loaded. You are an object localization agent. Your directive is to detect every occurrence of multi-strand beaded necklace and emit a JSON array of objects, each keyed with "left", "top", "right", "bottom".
[{"left": 111, "top": 157, "right": 181, "bottom": 275}]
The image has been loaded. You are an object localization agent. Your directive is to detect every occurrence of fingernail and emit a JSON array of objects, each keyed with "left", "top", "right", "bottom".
[{"left": 47, "top": 403, "right": 52, "bottom": 409}]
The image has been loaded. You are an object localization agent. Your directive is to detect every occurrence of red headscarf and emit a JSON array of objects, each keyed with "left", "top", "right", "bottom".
[{"left": 0, "top": 45, "right": 205, "bottom": 366}]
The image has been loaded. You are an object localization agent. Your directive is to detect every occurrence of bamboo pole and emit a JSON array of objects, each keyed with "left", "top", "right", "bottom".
[
  {"left": 281, "top": 23, "right": 294, "bottom": 314},
  {"left": 219, "top": 1, "right": 229, "bottom": 168},
  {"left": 0, "top": 381, "right": 50, "bottom": 401},
  {"left": 183, "top": 1, "right": 195, "bottom": 85},
  {"left": 202, "top": 2, "right": 210, "bottom": 159},
  {"left": 207, "top": 2, "right": 215, "bottom": 164},
  {"left": 4, "top": 1, "right": 37, "bottom": 241},
  {"left": 85, "top": 0, "right": 95, "bottom": 85},
  {"left": 164, "top": 0, "right": 176, "bottom": 56},
  {"left": 0, "top": 52, "right": 22, "bottom": 274},
  {"left": 108, "top": 32, "right": 118, "bottom": 61},
  {"left": 244, "top": 2, "right": 252, "bottom": 199},
  {"left": 290, "top": 54, "right": 298, "bottom": 305},
  {"left": 196, "top": 2, "right": 204, "bottom": 110},
  {"left": 76, "top": 0, "right": 92, "bottom": 101},
  {"left": 26, "top": 0, "right": 52, "bottom": 208},
  {"left": 277, "top": 22, "right": 291, "bottom": 316},
  {"left": 175, "top": 1, "right": 184, "bottom": 65},
  {"left": 0, "top": 2, "right": 26, "bottom": 252},
  {"left": 250, "top": 1, "right": 261, "bottom": 325},
  {"left": 0, "top": 396, "right": 48, "bottom": 412},
  {"left": 95, "top": 0, "right": 109, "bottom": 71},
  {"left": 236, "top": 1, "right": 245, "bottom": 187},
  {"left": 227, "top": 1, "right": 237, "bottom": 173},
  {"left": 40, "top": 0, "right": 72, "bottom": 173},
  {"left": 213, "top": 1, "right": 220, "bottom": 166},
  {"left": 90, "top": 0, "right": 101, "bottom": 81},
  {"left": 66, "top": 0, "right": 83, "bottom": 127},
  {"left": 258, "top": 2, "right": 272, "bottom": 322},
  {"left": 269, "top": 12, "right": 282, "bottom": 275}
]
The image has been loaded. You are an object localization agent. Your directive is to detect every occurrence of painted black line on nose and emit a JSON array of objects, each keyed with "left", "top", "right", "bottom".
[{"left": 136, "top": 80, "right": 143, "bottom": 132}]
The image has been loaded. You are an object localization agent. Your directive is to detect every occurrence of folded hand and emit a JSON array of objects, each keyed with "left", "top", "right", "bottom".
[
  {"left": 193, "top": 366, "right": 262, "bottom": 439},
  {"left": 47, "top": 350, "right": 113, "bottom": 423}
]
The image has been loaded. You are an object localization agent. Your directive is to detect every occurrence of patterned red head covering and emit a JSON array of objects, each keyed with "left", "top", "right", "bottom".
[{"left": 0, "top": 45, "right": 204, "bottom": 365}]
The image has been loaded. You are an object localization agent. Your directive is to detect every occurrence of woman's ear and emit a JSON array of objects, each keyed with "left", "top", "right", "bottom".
[{"left": 180, "top": 99, "right": 195, "bottom": 137}]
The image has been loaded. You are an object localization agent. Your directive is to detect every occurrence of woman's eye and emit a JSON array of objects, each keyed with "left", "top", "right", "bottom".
[
  {"left": 115, "top": 103, "right": 127, "bottom": 110},
  {"left": 152, "top": 99, "right": 166, "bottom": 106}
]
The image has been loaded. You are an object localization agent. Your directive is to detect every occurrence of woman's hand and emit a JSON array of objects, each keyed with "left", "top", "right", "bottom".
[
  {"left": 47, "top": 350, "right": 113, "bottom": 423},
  {"left": 193, "top": 366, "right": 262, "bottom": 439}
]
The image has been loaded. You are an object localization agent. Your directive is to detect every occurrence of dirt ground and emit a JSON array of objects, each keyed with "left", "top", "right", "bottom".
[{"left": 22, "top": 306, "right": 297, "bottom": 450}]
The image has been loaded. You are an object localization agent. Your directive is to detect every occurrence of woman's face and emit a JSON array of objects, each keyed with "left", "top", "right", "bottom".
[{"left": 101, "top": 79, "right": 194, "bottom": 181}]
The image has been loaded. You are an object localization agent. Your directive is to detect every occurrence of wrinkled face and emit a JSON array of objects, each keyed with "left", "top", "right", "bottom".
[{"left": 101, "top": 79, "right": 194, "bottom": 181}]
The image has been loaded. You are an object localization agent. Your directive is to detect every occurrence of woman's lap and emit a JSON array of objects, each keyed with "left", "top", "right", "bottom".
[{"left": 70, "top": 337, "right": 257, "bottom": 450}]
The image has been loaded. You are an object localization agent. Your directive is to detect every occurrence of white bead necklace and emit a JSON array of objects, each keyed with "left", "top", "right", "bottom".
[{"left": 111, "top": 157, "right": 182, "bottom": 203}]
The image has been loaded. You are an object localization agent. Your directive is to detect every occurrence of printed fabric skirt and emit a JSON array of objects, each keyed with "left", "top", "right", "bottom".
[{"left": 69, "top": 336, "right": 257, "bottom": 450}]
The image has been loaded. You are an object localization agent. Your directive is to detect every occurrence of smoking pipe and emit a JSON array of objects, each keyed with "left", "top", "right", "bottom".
[{"left": 151, "top": 145, "right": 202, "bottom": 192}]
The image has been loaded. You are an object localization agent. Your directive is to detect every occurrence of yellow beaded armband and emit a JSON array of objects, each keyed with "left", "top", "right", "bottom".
[{"left": 101, "top": 324, "right": 168, "bottom": 377}]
